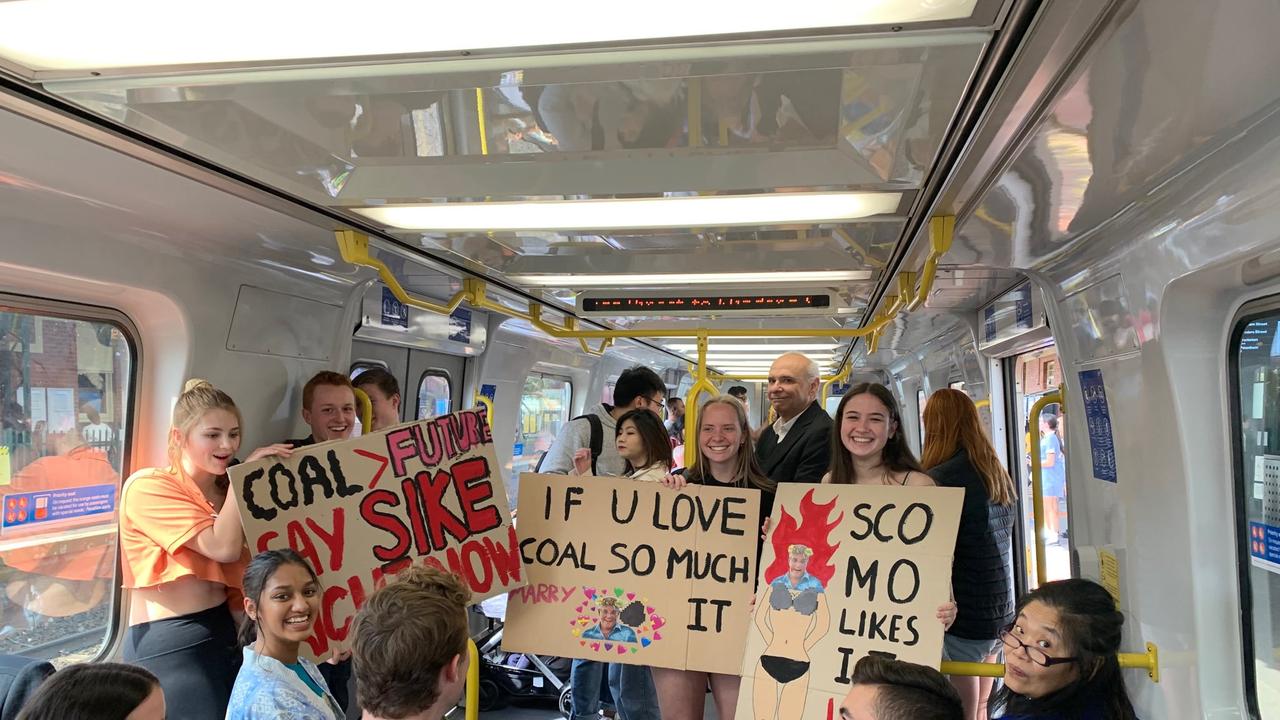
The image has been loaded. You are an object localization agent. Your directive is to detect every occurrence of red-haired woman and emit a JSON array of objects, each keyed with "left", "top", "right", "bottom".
[{"left": 922, "top": 388, "right": 1017, "bottom": 720}]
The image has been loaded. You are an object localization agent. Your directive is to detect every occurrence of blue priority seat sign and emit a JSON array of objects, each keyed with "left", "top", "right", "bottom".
[{"left": 2, "top": 483, "right": 116, "bottom": 531}]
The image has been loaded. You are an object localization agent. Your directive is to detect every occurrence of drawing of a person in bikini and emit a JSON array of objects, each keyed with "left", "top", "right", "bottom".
[{"left": 753, "top": 490, "right": 841, "bottom": 720}]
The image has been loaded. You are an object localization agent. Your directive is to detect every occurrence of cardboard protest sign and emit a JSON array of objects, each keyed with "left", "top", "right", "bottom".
[
  {"left": 736, "top": 484, "right": 962, "bottom": 720},
  {"left": 503, "top": 473, "right": 759, "bottom": 675},
  {"left": 228, "top": 407, "right": 519, "bottom": 659}
]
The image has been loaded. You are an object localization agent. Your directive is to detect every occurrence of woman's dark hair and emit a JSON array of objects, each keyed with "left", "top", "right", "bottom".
[
  {"left": 16, "top": 663, "right": 159, "bottom": 720},
  {"left": 238, "top": 548, "right": 321, "bottom": 646},
  {"left": 615, "top": 408, "right": 673, "bottom": 475},
  {"left": 989, "top": 579, "right": 1137, "bottom": 720},
  {"left": 827, "top": 383, "right": 922, "bottom": 484}
]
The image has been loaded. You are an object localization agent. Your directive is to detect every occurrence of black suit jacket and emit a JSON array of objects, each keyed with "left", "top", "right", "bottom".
[{"left": 755, "top": 401, "right": 832, "bottom": 485}]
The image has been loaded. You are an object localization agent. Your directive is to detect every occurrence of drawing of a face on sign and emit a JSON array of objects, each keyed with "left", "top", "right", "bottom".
[
  {"left": 753, "top": 490, "right": 842, "bottom": 720},
  {"left": 571, "top": 587, "right": 666, "bottom": 658}
]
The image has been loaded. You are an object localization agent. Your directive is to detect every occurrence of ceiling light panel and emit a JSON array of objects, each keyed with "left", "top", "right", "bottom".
[
  {"left": 356, "top": 192, "right": 901, "bottom": 233},
  {"left": 508, "top": 270, "right": 873, "bottom": 287},
  {"left": 0, "top": 1, "right": 981, "bottom": 72}
]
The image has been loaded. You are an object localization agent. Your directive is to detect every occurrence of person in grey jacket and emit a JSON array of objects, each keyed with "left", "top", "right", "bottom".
[{"left": 539, "top": 366, "right": 666, "bottom": 720}]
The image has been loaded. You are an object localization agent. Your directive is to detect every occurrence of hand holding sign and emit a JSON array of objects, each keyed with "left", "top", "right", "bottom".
[{"left": 228, "top": 408, "right": 518, "bottom": 661}]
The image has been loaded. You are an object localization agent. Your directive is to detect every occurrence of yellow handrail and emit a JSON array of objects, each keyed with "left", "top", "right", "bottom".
[
  {"left": 473, "top": 394, "right": 494, "bottom": 428},
  {"left": 1028, "top": 388, "right": 1064, "bottom": 587},
  {"left": 907, "top": 215, "right": 955, "bottom": 311},
  {"left": 942, "top": 642, "right": 1158, "bottom": 682},
  {"left": 353, "top": 387, "right": 373, "bottom": 434},
  {"left": 682, "top": 334, "right": 720, "bottom": 462},
  {"left": 466, "top": 638, "right": 480, "bottom": 720}
]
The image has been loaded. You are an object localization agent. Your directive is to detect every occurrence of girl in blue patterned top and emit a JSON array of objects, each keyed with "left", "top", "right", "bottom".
[{"left": 226, "top": 549, "right": 344, "bottom": 720}]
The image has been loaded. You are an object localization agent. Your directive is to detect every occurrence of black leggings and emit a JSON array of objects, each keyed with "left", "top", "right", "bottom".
[{"left": 123, "top": 603, "right": 239, "bottom": 720}]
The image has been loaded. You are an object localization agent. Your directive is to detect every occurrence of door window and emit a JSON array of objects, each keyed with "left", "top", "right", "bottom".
[
  {"left": 0, "top": 301, "right": 135, "bottom": 665},
  {"left": 515, "top": 373, "right": 573, "bottom": 478},
  {"left": 1010, "top": 346, "right": 1071, "bottom": 588},
  {"left": 416, "top": 371, "right": 452, "bottom": 420},
  {"left": 1231, "top": 309, "right": 1280, "bottom": 716}
]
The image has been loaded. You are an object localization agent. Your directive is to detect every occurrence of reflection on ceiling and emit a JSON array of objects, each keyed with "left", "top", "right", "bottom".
[{"left": 0, "top": 2, "right": 1013, "bottom": 348}]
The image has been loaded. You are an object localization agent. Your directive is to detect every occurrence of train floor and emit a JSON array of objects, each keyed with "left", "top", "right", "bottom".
[{"left": 475, "top": 694, "right": 720, "bottom": 720}]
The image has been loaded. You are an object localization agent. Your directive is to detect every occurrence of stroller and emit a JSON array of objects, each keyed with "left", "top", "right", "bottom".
[{"left": 473, "top": 594, "right": 574, "bottom": 715}]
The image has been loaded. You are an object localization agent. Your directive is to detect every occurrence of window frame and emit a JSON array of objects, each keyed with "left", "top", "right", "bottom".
[
  {"left": 1227, "top": 297, "right": 1280, "bottom": 720},
  {"left": 518, "top": 370, "right": 575, "bottom": 471},
  {"left": 415, "top": 369, "right": 453, "bottom": 420},
  {"left": 0, "top": 291, "right": 141, "bottom": 665}
]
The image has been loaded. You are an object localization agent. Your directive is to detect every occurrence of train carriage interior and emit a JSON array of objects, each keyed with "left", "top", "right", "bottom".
[{"left": 0, "top": 0, "right": 1279, "bottom": 717}]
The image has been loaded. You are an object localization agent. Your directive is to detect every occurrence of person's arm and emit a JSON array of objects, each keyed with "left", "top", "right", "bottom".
[
  {"left": 791, "top": 427, "right": 832, "bottom": 484},
  {"left": 186, "top": 443, "right": 292, "bottom": 563},
  {"left": 538, "top": 419, "right": 588, "bottom": 475},
  {"left": 806, "top": 593, "right": 831, "bottom": 650}
]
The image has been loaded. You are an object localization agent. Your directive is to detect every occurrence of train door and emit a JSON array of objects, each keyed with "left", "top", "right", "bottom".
[
  {"left": 1005, "top": 345, "right": 1072, "bottom": 590},
  {"left": 350, "top": 340, "right": 465, "bottom": 425}
]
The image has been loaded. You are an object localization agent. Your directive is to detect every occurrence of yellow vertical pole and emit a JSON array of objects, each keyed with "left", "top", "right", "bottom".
[
  {"left": 1028, "top": 389, "right": 1063, "bottom": 587},
  {"left": 474, "top": 88, "right": 489, "bottom": 156},
  {"left": 466, "top": 638, "right": 480, "bottom": 720},
  {"left": 687, "top": 78, "right": 702, "bottom": 148},
  {"left": 353, "top": 387, "right": 373, "bottom": 434},
  {"left": 682, "top": 333, "right": 719, "bottom": 467}
]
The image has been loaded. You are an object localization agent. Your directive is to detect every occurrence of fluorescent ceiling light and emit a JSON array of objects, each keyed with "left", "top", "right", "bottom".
[
  {"left": 0, "top": 1, "right": 979, "bottom": 72},
  {"left": 357, "top": 192, "right": 900, "bottom": 232},
  {"left": 664, "top": 343, "right": 845, "bottom": 352},
  {"left": 509, "top": 270, "right": 873, "bottom": 288},
  {"left": 704, "top": 353, "right": 837, "bottom": 362}
]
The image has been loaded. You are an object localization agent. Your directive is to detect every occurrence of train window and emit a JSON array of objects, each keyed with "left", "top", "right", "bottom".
[
  {"left": 1230, "top": 309, "right": 1280, "bottom": 716},
  {"left": 0, "top": 302, "right": 134, "bottom": 666},
  {"left": 416, "top": 371, "right": 451, "bottom": 420},
  {"left": 514, "top": 373, "right": 573, "bottom": 478}
]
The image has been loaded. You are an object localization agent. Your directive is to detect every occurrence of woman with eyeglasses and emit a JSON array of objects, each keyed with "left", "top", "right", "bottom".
[{"left": 989, "top": 579, "right": 1138, "bottom": 719}]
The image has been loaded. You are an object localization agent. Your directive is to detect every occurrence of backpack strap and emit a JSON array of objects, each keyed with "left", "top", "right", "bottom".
[{"left": 582, "top": 414, "right": 603, "bottom": 475}]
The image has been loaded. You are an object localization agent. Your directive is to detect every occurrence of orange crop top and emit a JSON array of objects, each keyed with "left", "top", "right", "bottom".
[{"left": 119, "top": 467, "right": 248, "bottom": 593}]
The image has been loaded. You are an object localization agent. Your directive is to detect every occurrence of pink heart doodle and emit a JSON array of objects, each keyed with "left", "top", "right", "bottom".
[
  {"left": 626, "top": 593, "right": 636, "bottom": 601},
  {"left": 590, "top": 643, "right": 601, "bottom": 651},
  {"left": 650, "top": 616, "right": 666, "bottom": 630},
  {"left": 646, "top": 606, "right": 655, "bottom": 614},
  {"left": 584, "top": 588, "right": 596, "bottom": 600},
  {"left": 616, "top": 645, "right": 628, "bottom": 655},
  {"left": 653, "top": 632, "right": 662, "bottom": 641}
]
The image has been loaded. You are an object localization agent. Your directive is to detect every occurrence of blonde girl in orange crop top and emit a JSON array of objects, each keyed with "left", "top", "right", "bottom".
[{"left": 119, "top": 379, "right": 292, "bottom": 720}]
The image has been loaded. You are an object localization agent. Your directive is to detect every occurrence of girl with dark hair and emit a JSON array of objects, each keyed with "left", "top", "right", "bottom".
[
  {"left": 119, "top": 379, "right": 293, "bottom": 720},
  {"left": 576, "top": 408, "right": 674, "bottom": 481},
  {"left": 654, "top": 395, "right": 774, "bottom": 720},
  {"left": 922, "top": 389, "right": 1018, "bottom": 720},
  {"left": 822, "top": 383, "right": 959, "bottom": 630},
  {"left": 989, "top": 579, "right": 1137, "bottom": 719},
  {"left": 824, "top": 382, "right": 929, "bottom": 486},
  {"left": 15, "top": 662, "right": 164, "bottom": 720},
  {"left": 227, "top": 549, "right": 343, "bottom": 719}
]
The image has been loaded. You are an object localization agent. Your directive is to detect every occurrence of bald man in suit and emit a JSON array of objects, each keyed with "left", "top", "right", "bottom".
[{"left": 755, "top": 352, "right": 832, "bottom": 485}]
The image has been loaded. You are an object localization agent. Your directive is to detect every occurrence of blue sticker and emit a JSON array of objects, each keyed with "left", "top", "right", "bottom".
[
  {"left": 449, "top": 308, "right": 472, "bottom": 343},
  {"left": 479, "top": 384, "right": 497, "bottom": 402},
  {"left": 435, "top": 398, "right": 450, "bottom": 416},
  {"left": 513, "top": 442, "right": 525, "bottom": 457},
  {"left": 1250, "top": 522, "right": 1280, "bottom": 571},
  {"left": 381, "top": 287, "right": 408, "bottom": 328},
  {"left": 3, "top": 483, "right": 115, "bottom": 529},
  {"left": 984, "top": 305, "right": 997, "bottom": 343},
  {"left": 1077, "top": 369, "right": 1117, "bottom": 482}
]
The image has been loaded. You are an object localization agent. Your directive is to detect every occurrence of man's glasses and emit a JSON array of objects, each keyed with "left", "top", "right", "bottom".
[
  {"left": 648, "top": 396, "right": 665, "bottom": 411},
  {"left": 999, "top": 627, "right": 1079, "bottom": 667}
]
